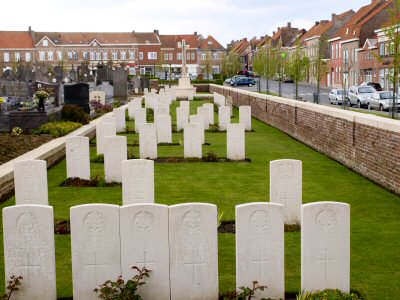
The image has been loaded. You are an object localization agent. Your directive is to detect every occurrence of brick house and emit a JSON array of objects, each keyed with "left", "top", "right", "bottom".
[
  {"left": 375, "top": 27, "right": 395, "bottom": 91},
  {"left": 229, "top": 38, "right": 251, "bottom": 71},
  {"left": 270, "top": 22, "right": 306, "bottom": 57},
  {"left": 328, "top": 0, "right": 392, "bottom": 88},
  {"left": 356, "top": 38, "right": 383, "bottom": 86}
]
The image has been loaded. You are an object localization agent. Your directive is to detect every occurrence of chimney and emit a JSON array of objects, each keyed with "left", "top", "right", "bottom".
[
  {"left": 332, "top": 13, "right": 337, "bottom": 22},
  {"left": 315, "top": 21, "right": 320, "bottom": 26},
  {"left": 194, "top": 31, "right": 198, "bottom": 35},
  {"left": 132, "top": 30, "right": 135, "bottom": 34},
  {"left": 287, "top": 22, "right": 291, "bottom": 28},
  {"left": 28, "top": 26, "right": 31, "bottom": 33},
  {"left": 273, "top": 31, "right": 276, "bottom": 35},
  {"left": 154, "top": 29, "right": 159, "bottom": 35}
]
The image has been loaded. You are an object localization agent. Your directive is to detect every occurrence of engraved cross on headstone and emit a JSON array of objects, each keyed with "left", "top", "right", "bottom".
[
  {"left": 137, "top": 250, "right": 155, "bottom": 269},
  {"left": 184, "top": 249, "right": 206, "bottom": 286},
  {"left": 278, "top": 190, "right": 292, "bottom": 217},
  {"left": 318, "top": 248, "right": 336, "bottom": 280},
  {"left": 18, "top": 253, "right": 41, "bottom": 288},
  {"left": 251, "top": 248, "right": 270, "bottom": 280},
  {"left": 86, "top": 252, "right": 107, "bottom": 285},
  {"left": 128, "top": 183, "right": 146, "bottom": 202}
]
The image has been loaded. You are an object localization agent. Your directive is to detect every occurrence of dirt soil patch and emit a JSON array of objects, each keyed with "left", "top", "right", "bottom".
[{"left": 0, "top": 133, "right": 54, "bottom": 165}]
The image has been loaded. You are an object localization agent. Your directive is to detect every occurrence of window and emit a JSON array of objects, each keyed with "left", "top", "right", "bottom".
[
  {"left": 331, "top": 45, "right": 334, "bottom": 59},
  {"left": 25, "top": 52, "right": 31, "bottom": 62},
  {"left": 39, "top": 51, "right": 46, "bottom": 61},
  {"left": 208, "top": 40, "right": 213, "bottom": 45},
  {"left": 164, "top": 53, "right": 168, "bottom": 61},
  {"left": 96, "top": 52, "right": 101, "bottom": 60},
  {"left": 191, "top": 52, "right": 195, "bottom": 60},
  {"left": 90, "top": 52, "right": 95, "bottom": 60},
  {"left": 169, "top": 53, "right": 173, "bottom": 60},
  {"left": 201, "top": 53, "right": 206, "bottom": 60},
  {"left": 366, "top": 70, "right": 372, "bottom": 82},
  {"left": 139, "top": 52, "right": 143, "bottom": 60},
  {"left": 102, "top": 52, "right": 108, "bottom": 60},
  {"left": 212, "top": 66, "right": 220, "bottom": 74},
  {"left": 177, "top": 53, "right": 182, "bottom": 60},
  {"left": 140, "top": 67, "right": 146, "bottom": 75},
  {"left": 346, "top": 28, "right": 349, "bottom": 35},
  {"left": 83, "top": 52, "right": 88, "bottom": 60},
  {"left": 187, "top": 53, "right": 190, "bottom": 60},
  {"left": 213, "top": 53, "right": 218, "bottom": 60},
  {"left": 120, "top": 51, "right": 127, "bottom": 60},
  {"left": 148, "top": 52, "right": 157, "bottom": 59},
  {"left": 335, "top": 44, "right": 339, "bottom": 59},
  {"left": 67, "top": 51, "right": 73, "bottom": 60},
  {"left": 380, "top": 44, "right": 385, "bottom": 56},
  {"left": 57, "top": 51, "right": 62, "bottom": 61},
  {"left": 47, "top": 51, "right": 54, "bottom": 61},
  {"left": 112, "top": 52, "right": 118, "bottom": 60},
  {"left": 129, "top": 51, "right": 135, "bottom": 60},
  {"left": 43, "top": 39, "right": 48, "bottom": 47},
  {"left": 15, "top": 52, "right": 20, "bottom": 62}
]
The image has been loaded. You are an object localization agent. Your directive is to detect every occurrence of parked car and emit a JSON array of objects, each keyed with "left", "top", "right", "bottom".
[
  {"left": 329, "top": 89, "right": 348, "bottom": 105},
  {"left": 364, "top": 82, "right": 383, "bottom": 91},
  {"left": 348, "top": 85, "right": 376, "bottom": 108},
  {"left": 367, "top": 91, "right": 400, "bottom": 111},
  {"left": 228, "top": 75, "right": 246, "bottom": 85},
  {"left": 230, "top": 77, "right": 256, "bottom": 87}
]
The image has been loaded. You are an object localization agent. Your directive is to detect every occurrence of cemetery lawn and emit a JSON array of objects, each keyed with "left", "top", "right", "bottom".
[{"left": 1, "top": 99, "right": 400, "bottom": 299}]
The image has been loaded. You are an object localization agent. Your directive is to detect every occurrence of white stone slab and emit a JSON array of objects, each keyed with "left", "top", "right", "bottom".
[
  {"left": 190, "top": 115, "right": 205, "bottom": 144},
  {"left": 139, "top": 124, "right": 158, "bottom": 159},
  {"left": 154, "top": 107, "right": 169, "bottom": 122},
  {"left": 66, "top": 136, "right": 90, "bottom": 180},
  {"left": 213, "top": 92, "right": 226, "bottom": 106},
  {"left": 128, "top": 98, "right": 142, "bottom": 119},
  {"left": 71, "top": 204, "right": 121, "bottom": 300},
  {"left": 3, "top": 205, "right": 56, "bottom": 300},
  {"left": 14, "top": 160, "right": 48, "bottom": 205},
  {"left": 103, "top": 136, "right": 127, "bottom": 183},
  {"left": 270, "top": 159, "right": 302, "bottom": 225},
  {"left": 122, "top": 159, "right": 154, "bottom": 205},
  {"left": 239, "top": 106, "right": 252, "bottom": 131},
  {"left": 218, "top": 106, "right": 231, "bottom": 131},
  {"left": 144, "top": 88, "right": 149, "bottom": 94},
  {"left": 301, "top": 202, "right": 350, "bottom": 293},
  {"left": 120, "top": 204, "right": 170, "bottom": 299},
  {"left": 180, "top": 101, "right": 190, "bottom": 112},
  {"left": 197, "top": 106, "right": 209, "bottom": 130},
  {"left": 90, "top": 91, "right": 106, "bottom": 105},
  {"left": 169, "top": 203, "right": 219, "bottom": 300},
  {"left": 101, "top": 115, "right": 116, "bottom": 126},
  {"left": 176, "top": 107, "right": 189, "bottom": 131},
  {"left": 236, "top": 203, "right": 284, "bottom": 300},
  {"left": 114, "top": 108, "right": 126, "bottom": 133},
  {"left": 134, "top": 108, "right": 147, "bottom": 133},
  {"left": 226, "top": 96, "right": 233, "bottom": 117},
  {"left": 227, "top": 124, "right": 245, "bottom": 160},
  {"left": 96, "top": 122, "right": 116, "bottom": 155},
  {"left": 134, "top": 87, "right": 139, "bottom": 94},
  {"left": 184, "top": 123, "right": 202, "bottom": 158},
  {"left": 203, "top": 103, "right": 215, "bottom": 125},
  {"left": 156, "top": 115, "right": 172, "bottom": 144}
]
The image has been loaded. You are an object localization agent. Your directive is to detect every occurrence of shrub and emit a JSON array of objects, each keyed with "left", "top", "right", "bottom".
[
  {"left": 2, "top": 275, "right": 23, "bottom": 300},
  {"left": 11, "top": 127, "right": 23, "bottom": 136},
  {"left": 90, "top": 101, "right": 113, "bottom": 115},
  {"left": 32, "top": 121, "right": 82, "bottom": 137},
  {"left": 203, "top": 150, "right": 218, "bottom": 162},
  {"left": 62, "top": 104, "right": 89, "bottom": 124},
  {"left": 296, "top": 289, "right": 362, "bottom": 300},
  {"left": 219, "top": 281, "right": 267, "bottom": 300},
  {"left": 91, "top": 154, "right": 104, "bottom": 163}
]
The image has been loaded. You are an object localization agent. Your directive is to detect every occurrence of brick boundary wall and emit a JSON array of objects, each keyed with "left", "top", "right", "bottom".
[{"left": 210, "top": 84, "right": 400, "bottom": 196}]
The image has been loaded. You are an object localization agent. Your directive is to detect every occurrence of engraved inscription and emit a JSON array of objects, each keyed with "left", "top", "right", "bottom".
[
  {"left": 184, "top": 249, "right": 206, "bottom": 286},
  {"left": 278, "top": 163, "right": 295, "bottom": 178},
  {"left": 318, "top": 248, "right": 336, "bottom": 280},
  {"left": 84, "top": 211, "right": 105, "bottom": 246},
  {"left": 316, "top": 209, "right": 337, "bottom": 233},
  {"left": 251, "top": 248, "right": 270, "bottom": 280},
  {"left": 131, "top": 163, "right": 146, "bottom": 178},
  {"left": 249, "top": 210, "right": 271, "bottom": 233},
  {"left": 18, "top": 253, "right": 42, "bottom": 288},
  {"left": 17, "top": 212, "right": 38, "bottom": 237},
  {"left": 133, "top": 211, "right": 155, "bottom": 232},
  {"left": 182, "top": 210, "right": 201, "bottom": 234},
  {"left": 85, "top": 252, "right": 107, "bottom": 285},
  {"left": 136, "top": 250, "right": 155, "bottom": 268}
]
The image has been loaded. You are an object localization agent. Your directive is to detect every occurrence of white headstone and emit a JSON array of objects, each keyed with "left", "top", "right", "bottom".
[
  {"left": 114, "top": 108, "right": 126, "bottom": 133},
  {"left": 203, "top": 103, "right": 215, "bottom": 125},
  {"left": 301, "top": 202, "right": 350, "bottom": 293},
  {"left": 101, "top": 115, "right": 116, "bottom": 126},
  {"left": 226, "top": 96, "right": 234, "bottom": 117},
  {"left": 120, "top": 204, "right": 170, "bottom": 299},
  {"left": 239, "top": 106, "right": 252, "bottom": 131},
  {"left": 197, "top": 106, "right": 209, "bottom": 130},
  {"left": 134, "top": 108, "right": 147, "bottom": 133},
  {"left": 169, "top": 203, "right": 219, "bottom": 300},
  {"left": 71, "top": 204, "right": 121, "bottom": 300},
  {"left": 270, "top": 159, "right": 302, "bottom": 225},
  {"left": 227, "top": 124, "right": 245, "bottom": 160},
  {"left": 14, "top": 160, "right": 48, "bottom": 205},
  {"left": 176, "top": 107, "right": 189, "bottom": 132},
  {"left": 90, "top": 91, "right": 106, "bottom": 105},
  {"left": 135, "top": 87, "right": 139, "bottom": 94},
  {"left": 154, "top": 107, "right": 169, "bottom": 121},
  {"left": 180, "top": 101, "right": 190, "bottom": 112},
  {"left": 184, "top": 123, "right": 202, "bottom": 158},
  {"left": 236, "top": 203, "right": 284, "bottom": 299},
  {"left": 96, "top": 122, "right": 116, "bottom": 155},
  {"left": 139, "top": 124, "right": 158, "bottom": 159},
  {"left": 213, "top": 92, "right": 226, "bottom": 106},
  {"left": 144, "top": 88, "right": 149, "bottom": 94},
  {"left": 190, "top": 115, "right": 205, "bottom": 144},
  {"left": 66, "top": 136, "right": 90, "bottom": 180},
  {"left": 122, "top": 159, "right": 154, "bottom": 205},
  {"left": 128, "top": 98, "right": 142, "bottom": 120},
  {"left": 103, "top": 136, "right": 127, "bottom": 183},
  {"left": 3, "top": 205, "right": 56, "bottom": 300},
  {"left": 218, "top": 106, "right": 231, "bottom": 131},
  {"left": 156, "top": 115, "right": 172, "bottom": 144}
]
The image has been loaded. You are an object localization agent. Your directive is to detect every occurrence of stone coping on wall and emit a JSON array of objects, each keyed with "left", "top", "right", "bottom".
[
  {"left": 0, "top": 104, "right": 128, "bottom": 191},
  {"left": 210, "top": 84, "right": 400, "bottom": 133}
]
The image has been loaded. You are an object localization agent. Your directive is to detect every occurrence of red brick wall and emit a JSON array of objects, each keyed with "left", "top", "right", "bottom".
[{"left": 210, "top": 85, "right": 400, "bottom": 195}]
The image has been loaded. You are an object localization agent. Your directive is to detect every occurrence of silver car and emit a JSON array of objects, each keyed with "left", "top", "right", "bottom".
[
  {"left": 367, "top": 91, "right": 400, "bottom": 111},
  {"left": 348, "top": 85, "right": 376, "bottom": 108},
  {"left": 329, "top": 89, "right": 347, "bottom": 105}
]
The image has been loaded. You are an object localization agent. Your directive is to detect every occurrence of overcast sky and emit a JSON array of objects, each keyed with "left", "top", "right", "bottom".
[{"left": 3, "top": 0, "right": 370, "bottom": 47}]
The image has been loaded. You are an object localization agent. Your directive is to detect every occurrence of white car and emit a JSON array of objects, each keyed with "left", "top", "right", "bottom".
[
  {"left": 367, "top": 91, "right": 400, "bottom": 111},
  {"left": 329, "top": 89, "right": 347, "bottom": 105},
  {"left": 348, "top": 85, "right": 376, "bottom": 108}
]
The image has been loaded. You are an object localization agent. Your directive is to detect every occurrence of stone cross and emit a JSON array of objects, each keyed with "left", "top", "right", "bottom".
[{"left": 181, "top": 40, "right": 188, "bottom": 78}]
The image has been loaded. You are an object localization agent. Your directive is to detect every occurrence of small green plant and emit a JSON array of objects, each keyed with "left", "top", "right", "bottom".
[
  {"left": 11, "top": 127, "right": 23, "bottom": 136},
  {"left": 146, "top": 109, "right": 154, "bottom": 122},
  {"left": 203, "top": 150, "right": 218, "bottom": 162},
  {"left": 296, "top": 289, "right": 362, "bottom": 300},
  {"left": 220, "top": 281, "right": 268, "bottom": 300},
  {"left": 62, "top": 104, "right": 89, "bottom": 124},
  {"left": 32, "top": 121, "right": 82, "bottom": 137},
  {"left": 91, "top": 154, "right": 104, "bottom": 163},
  {"left": 128, "top": 149, "right": 136, "bottom": 159},
  {"left": 218, "top": 211, "right": 224, "bottom": 227},
  {"left": 2, "top": 275, "right": 23, "bottom": 300},
  {"left": 33, "top": 90, "right": 49, "bottom": 101},
  {"left": 94, "top": 266, "right": 150, "bottom": 300}
]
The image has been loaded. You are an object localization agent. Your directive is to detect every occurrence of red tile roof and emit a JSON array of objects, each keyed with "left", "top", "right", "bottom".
[
  {"left": 159, "top": 34, "right": 202, "bottom": 49},
  {"left": 0, "top": 31, "right": 34, "bottom": 48},
  {"left": 198, "top": 35, "right": 225, "bottom": 50}
]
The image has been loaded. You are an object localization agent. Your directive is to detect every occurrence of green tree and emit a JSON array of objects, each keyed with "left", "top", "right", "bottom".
[
  {"left": 312, "top": 36, "right": 329, "bottom": 104},
  {"left": 287, "top": 44, "right": 310, "bottom": 100},
  {"left": 221, "top": 53, "right": 241, "bottom": 78}
]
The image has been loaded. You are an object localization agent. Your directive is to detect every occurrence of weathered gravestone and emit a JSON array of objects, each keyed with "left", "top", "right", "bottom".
[
  {"left": 96, "top": 122, "right": 116, "bottom": 155},
  {"left": 122, "top": 159, "right": 154, "bottom": 205},
  {"left": 301, "top": 202, "right": 350, "bottom": 293},
  {"left": 94, "top": 82, "right": 114, "bottom": 100},
  {"left": 14, "top": 160, "right": 48, "bottom": 205},
  {"left": 156, "top": 115, "right": 172, "bottom": 144},
  {"left": 196, "top": 106, "right": 209, "bottom": 130},
  {"left": 270, "top": 159, "right": 302, "bottom": 225},
  {"left": 239, "top": 106, "right": 252, "bottom": 131},
  {"left": 139, "top": 124, "right": 157, "bottom": 159},
  {"left": 176, "top": 107, "right": 189, "bottom": 131},
  {"left": 120, "top": 204, "right": 170, "bottom": 299},
  {"left": 128, "top": 98, "right": 142, "bottom": 119},
  {"left": 203, "top": 103, "right": 215, "bottom": 126},
  {"left": 66, "top": 136, "right": 90, "bottom": 180},
  {"left": 3, "top": 205, "right": 57, "bottom": 300},
  {"left": 227, "top": 124, "right": 245, "bottom": 160},
  {"left": 184, "top": 123, "right": 202, "bottom": 158},
  {"left": 103, "top": 136, "right": 127, "bottom": 183},
  {"left": 71, "top": 204, "right": 121, "bottom": 300},
  {"left": 134, "top": 108, "right": 147, "bottom": 133},
  {"left": 113, "top": 68, "right": 128, "bottom": 98},
  {"left": 180, "top": 101, "right": 190, "bottom": 112},
  {"left": 64, "top": 83, "right": 90, "bottom": 113},
  {"left": 114, "top": 108, "right": 126, "bottom": 133},
  {"left": 89, "top": 91, "right": 106, "bottom": 105},
  {"left": 218, "top": 106, "right": 231, "bottom": 131},
  {"left": 190, "top": 115, "right": 205, "bottom": 144},
  {"left": 236, "top": 203, "right": 284, "bottom": 300},
  {"left": 169, "top": 203, "right": 219, "bottom": 300}
]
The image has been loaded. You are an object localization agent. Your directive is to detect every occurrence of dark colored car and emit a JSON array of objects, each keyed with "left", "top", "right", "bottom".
[
  {"left": 230, "top": 77, "right": 256, "bottom": 87},
  {"left": 366, "top": 82, "right": 383, "bottom": 91},
  {"left": 237, "top": 70, "right": 256, "bottom": 77}
]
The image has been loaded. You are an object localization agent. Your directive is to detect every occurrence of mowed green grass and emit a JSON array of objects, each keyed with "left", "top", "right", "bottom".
[{"left": 0, "top": 99, "right": 399, "bottom": 299}]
